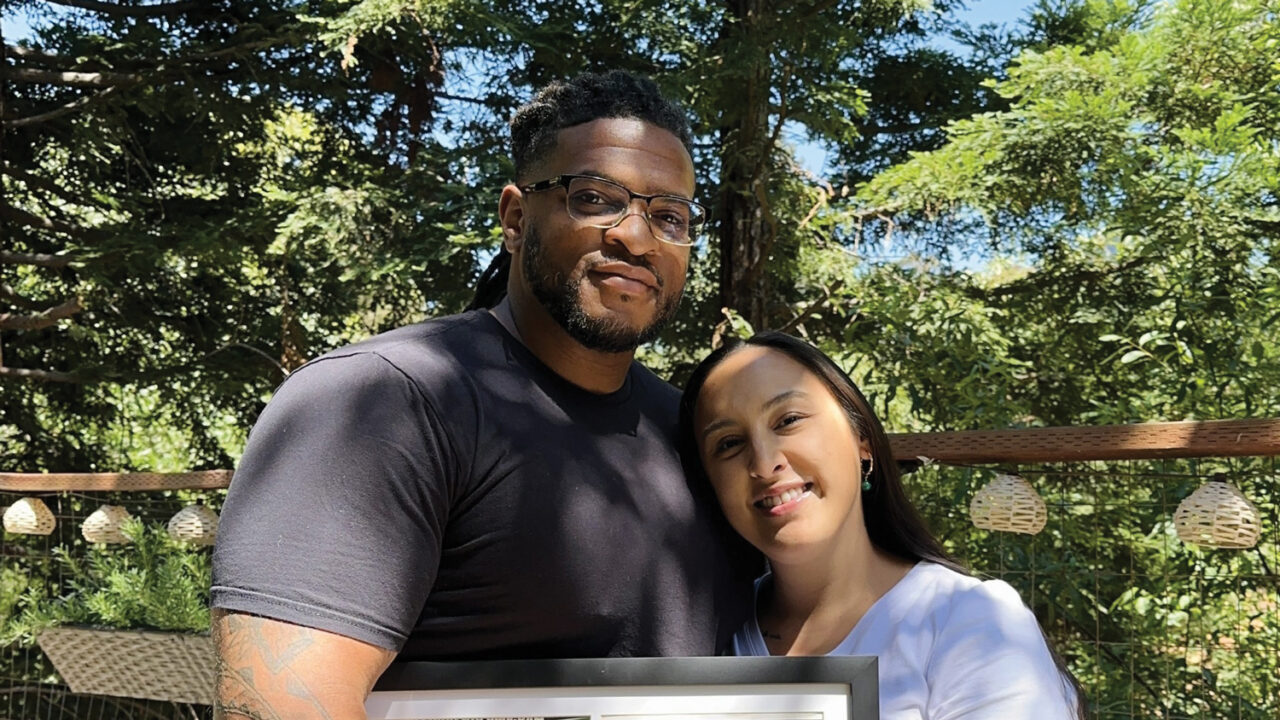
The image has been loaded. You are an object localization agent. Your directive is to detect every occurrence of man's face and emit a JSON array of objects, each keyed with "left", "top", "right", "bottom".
[{"left": 516, "top": 118, "right": 695, "bottom": 353}]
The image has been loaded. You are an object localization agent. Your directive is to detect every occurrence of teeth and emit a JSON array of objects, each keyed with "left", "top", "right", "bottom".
[{"left": 759, "top": 486, "right": 807, "bottom": 508}]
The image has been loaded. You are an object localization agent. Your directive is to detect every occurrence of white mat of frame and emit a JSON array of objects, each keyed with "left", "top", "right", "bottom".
[{"left": 366, "top": 683, "right": 850, "bottom": 720}]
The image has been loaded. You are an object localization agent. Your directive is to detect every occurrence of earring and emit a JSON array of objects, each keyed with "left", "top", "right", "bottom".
[{"left": 860, "top": 457, "right": 873, "bottom": 492}]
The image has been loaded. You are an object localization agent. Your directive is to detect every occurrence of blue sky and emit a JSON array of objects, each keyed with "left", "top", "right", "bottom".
[
  {"left": 791, "top": 0, "right": 1044, "bottom": 174},
  {"left": 962, "top": 0, "right": 1043, "bottom": 25}
]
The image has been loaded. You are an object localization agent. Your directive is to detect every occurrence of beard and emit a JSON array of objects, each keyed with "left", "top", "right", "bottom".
[{"left": 522, "top": 226, "right": 684, "bottom": 353}]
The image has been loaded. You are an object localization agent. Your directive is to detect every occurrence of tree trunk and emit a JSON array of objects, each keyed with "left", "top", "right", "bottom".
[
  {"left": 280, "top": 279, "right": 307, "bottom": 372},
  {"left": 716, "top": 0, "right": 773, "bottom": 331}
]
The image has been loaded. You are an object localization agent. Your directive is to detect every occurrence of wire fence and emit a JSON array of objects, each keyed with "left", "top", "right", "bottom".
[
  {"left": 1, "top": 489, "right": 222, "bottom": 720},
  {"left": 907, "top": 456, "right": 1279, "bottom": 719},
  {"left": 1, "top": 456, "right": 1276, "bottom": 719}
]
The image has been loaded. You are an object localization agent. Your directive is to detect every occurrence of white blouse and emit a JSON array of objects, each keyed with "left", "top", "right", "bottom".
[{"left": 732, "top": 562, "right": 1078, "bottom": 720}]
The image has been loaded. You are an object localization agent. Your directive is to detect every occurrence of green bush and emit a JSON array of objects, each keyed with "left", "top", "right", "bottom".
[{"left": 4, "top": 519, "right": 211, "bottom": 645}]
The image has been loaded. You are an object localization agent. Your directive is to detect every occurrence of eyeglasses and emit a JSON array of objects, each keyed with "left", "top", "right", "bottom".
[{"left": 519, "top": 174, "right": 706, "bottom": 247}]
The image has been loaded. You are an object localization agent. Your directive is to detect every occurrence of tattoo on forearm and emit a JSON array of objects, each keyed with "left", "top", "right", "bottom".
[
  {"left": 227, "top": 613, "right": 316, "bottom": 672},
  {"left": 213, "top": 614, "right": 335, "bottom": 720},
  {"left": 212, "top": 698, "right": 281, "bottom": 720}
]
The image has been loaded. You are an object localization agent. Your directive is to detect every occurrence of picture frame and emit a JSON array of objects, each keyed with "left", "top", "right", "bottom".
[{"left": 367, "top": 656, "right": 877, "bottom": 720}]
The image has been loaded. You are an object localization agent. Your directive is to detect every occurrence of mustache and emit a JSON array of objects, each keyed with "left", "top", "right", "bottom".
[{"left": 584, "top": 252, "right": 663, "bottom": 289}]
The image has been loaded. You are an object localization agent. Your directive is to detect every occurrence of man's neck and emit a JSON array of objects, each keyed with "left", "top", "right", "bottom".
[{"left": 490, "top": 297, "right": 635, "bottom": 394}]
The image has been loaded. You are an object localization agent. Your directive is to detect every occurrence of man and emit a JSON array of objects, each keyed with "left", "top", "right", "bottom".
[{"left": 211, "top": 70, "right": 755, "bottom": 719}]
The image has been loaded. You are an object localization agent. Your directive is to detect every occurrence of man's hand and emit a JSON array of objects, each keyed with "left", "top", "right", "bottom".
[{"left": 212, "top": 609, "right": 396, "bottom": 720}]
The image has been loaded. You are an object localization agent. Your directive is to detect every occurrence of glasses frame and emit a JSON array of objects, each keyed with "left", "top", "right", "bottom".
[{"left": 519, "top": 174, "right": 706, "bottom": 247}]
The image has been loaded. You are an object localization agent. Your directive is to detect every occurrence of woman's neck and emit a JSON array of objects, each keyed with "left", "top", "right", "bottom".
[{"left": 760, "top": 526, "right": 915, "bottom": 656}]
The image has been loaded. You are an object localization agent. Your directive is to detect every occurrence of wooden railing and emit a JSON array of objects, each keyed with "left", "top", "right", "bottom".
[
  {"left": 3, "top": 418, "right": 1279, "bottom": 490},
  {"left": 889, "top": 418, "right": 1280, "bottom": 463}
]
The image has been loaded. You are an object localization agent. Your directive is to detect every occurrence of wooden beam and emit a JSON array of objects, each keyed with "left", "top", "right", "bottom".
[
  {"left": 0, "top": 470, "right": 232, "bottom": 492},
  {"left": 889, "top": 418, "right": 1280, "bottom": 463},
  {"left": 1, "top": 420, "right": 1277, "bottom": 494}
]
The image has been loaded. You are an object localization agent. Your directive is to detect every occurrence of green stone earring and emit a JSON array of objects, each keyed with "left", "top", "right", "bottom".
[
  {"left": 862, "top": 479, "right": 872, "bottom": 492},
  {"left": 861, "top": 457, "right": 873, "bottom": 492}
]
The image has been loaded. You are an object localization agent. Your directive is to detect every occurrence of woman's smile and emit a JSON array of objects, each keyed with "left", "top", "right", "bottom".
[{"left": 755, "top": 482, "right": 815, "bottom": 515}]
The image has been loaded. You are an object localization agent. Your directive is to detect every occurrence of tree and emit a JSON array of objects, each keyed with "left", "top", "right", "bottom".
[
  {"left": 3, "top": 1, "right": 289, "bottom": 467},
  {"left": 833, "top": 1, "right": 1280, "bottom": 714},
  {"left": 0, "top": 0, "right": 489, "bottom": 471},
  {"left": 3, "top": 0, "right": 1011, "bottom": 470},
  {"left": 851, "top": 0, "right": 1280, "bottom": 426}
]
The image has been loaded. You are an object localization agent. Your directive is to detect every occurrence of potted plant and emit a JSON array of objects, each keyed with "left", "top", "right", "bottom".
[{"left": 8, "top": 518, "right": 215, "bottom": 705}]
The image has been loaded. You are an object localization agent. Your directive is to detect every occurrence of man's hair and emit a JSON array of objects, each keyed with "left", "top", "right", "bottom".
[
  {"left": 468, "top": 71, "right": 693, "bottom": 311},
  {"left": 509, "top": 70, "right": 693, "bottom": 180}
]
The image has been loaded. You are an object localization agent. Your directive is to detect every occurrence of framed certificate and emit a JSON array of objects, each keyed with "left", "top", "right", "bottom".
[{"left": 367, "top": 656, "right": 877, "bottom": 720}]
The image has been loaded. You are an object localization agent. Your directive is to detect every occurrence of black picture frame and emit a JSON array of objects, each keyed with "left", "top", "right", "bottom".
[{"left": 368, "top": 656, "right": 878, "bottom": 719}]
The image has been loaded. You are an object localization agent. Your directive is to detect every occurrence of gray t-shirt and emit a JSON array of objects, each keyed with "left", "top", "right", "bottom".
[{"left": 211, "top": 311, "right": 755, "bottom": 659}]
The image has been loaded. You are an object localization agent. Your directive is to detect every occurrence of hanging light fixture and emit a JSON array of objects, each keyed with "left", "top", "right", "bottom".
[
  {"left": 167, "top": 503, "right": 219, "bottom": 545},
  {"left": 3, "top": 497, "right": 57, "bottom": 535},
  {"left": 81, "top": 505, "right": 132, "bottom": 544},
  {"left": 1174, "top": 475, "right": 1262, "bottom": 549},
  {"left": 970, "top": 473, "right": 1047, "bottom": 535}
]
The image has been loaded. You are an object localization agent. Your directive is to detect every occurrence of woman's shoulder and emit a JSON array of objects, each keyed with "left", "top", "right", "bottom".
[
  {"left": 903, "top": 562, "right": 1035, "bottom": 620},
  {"left": 885, "top": 562, "right": 1051, "bottom": 655},
  {"left": 906, "top": 564, "right": 1078, "bottom": 717},
  {"left": 907, "top": 565, "right": 1061, "bottom": 681}
]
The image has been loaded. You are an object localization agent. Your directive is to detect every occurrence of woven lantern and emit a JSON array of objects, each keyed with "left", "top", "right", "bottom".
[
  {"left": 167, "top": 503, "right": 219, "bottom": 545},
  {"left": 970, "top": 474, "right": 1047, "bottom": 535},
  {"left": 82, "top": 505, "right": 132, "bottom": 544},
  {"left": 1174, "top": 477, "right": 1262, "bottom": 549},
  {"left": 3, "top": 497, "right": 57, "bottom": 535}
]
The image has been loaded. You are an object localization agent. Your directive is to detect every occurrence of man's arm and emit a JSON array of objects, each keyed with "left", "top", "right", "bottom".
[{"left": 212, "top": 609, "right": 396, "bottom": 720}]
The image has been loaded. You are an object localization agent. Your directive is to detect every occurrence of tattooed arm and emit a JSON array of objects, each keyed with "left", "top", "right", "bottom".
[{"left": 212, "top": 609, "right": 396, "bottom": 720}]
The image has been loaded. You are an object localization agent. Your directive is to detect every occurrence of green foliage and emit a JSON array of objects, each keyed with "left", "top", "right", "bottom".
[
  {"left": 838, "top": 0, "right": 1280, "bottom": 427},
  {"left": 1, "top": 0, "right": 493, "bottom": 472},
  {"left": 4, "top": 0, "right": 1013, "bottom": 470},
  {"left": 4, "top": 519, "right": 212, "bottom": 644},
  {"left": 0, "top": 566, "right": 30, "bottom": 638}
]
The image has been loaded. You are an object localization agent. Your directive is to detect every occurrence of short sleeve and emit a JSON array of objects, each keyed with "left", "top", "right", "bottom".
[
  {"left": 211, "top": 352, "right": 456, "bottom": 651},
  {"left": 925, "top": 580, "right": 1078, "bottom": 720}
]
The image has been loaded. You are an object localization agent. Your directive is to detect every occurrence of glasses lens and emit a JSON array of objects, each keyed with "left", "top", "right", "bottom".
[
  {"left": 564, "top": 176, "right": 703, "bottom": 246},
  {"left": 648, "top": 198, "right": 696, "bottom": 245},
  {"left": 566, "top": 177, "right": 629, "bottom": 220}
]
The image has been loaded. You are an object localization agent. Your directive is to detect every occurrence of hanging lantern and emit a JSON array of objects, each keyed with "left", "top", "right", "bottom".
[
  {"left": 1174, "top": 476, "right": 1262, "bottom": 549},
  {"left": 167, "top": 504, "right": 219, "bottom": 545},
  {"left": 82, "top": 505, "right": 132, "bottom": 544},
  {"left": 3, "top": 497, "right": 57, "bottom": 535},
  {"left": 970, "top": 474, "right": 1047, "bottom": 535}
]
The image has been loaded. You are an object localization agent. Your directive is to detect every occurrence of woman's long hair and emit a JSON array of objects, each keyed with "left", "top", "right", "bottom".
[{"left": 678, "top": 331, "right": 1085, "bottom": 717}]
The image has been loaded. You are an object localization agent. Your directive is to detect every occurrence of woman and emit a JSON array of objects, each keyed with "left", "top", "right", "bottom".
[{"left": 679, "top": 331, "right": 1082, "bottom": 720}]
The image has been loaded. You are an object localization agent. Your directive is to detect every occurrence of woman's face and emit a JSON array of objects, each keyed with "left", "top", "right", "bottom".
[{"left": 693, "top": 345, "right": 869, "bottom": 560}]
